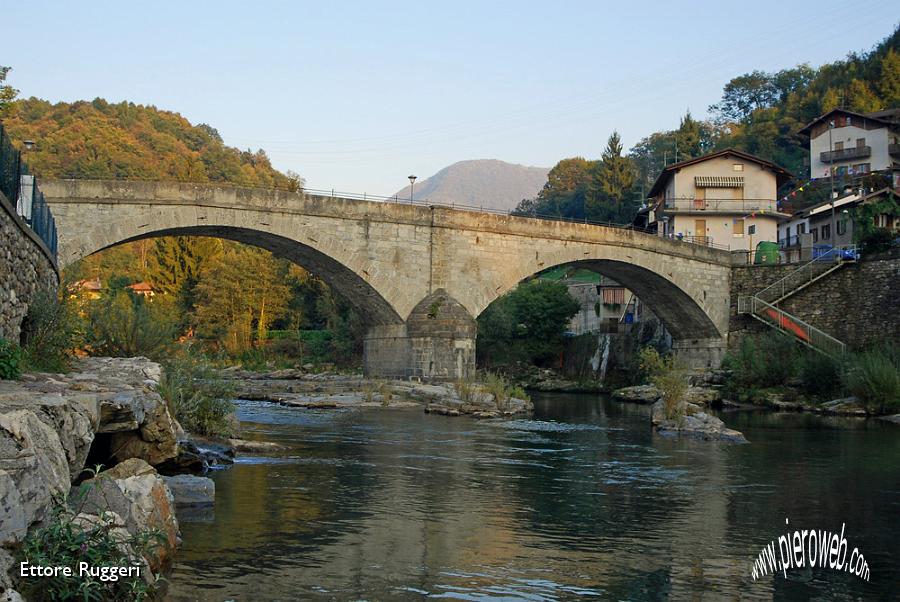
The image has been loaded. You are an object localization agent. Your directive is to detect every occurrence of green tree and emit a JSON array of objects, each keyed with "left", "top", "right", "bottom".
[
  {"left": 674, "top": 111, "right": 703, "bottom": 160},
  {"left": 879, "top": 48, "right": 900, "bottom": 105},
  {"left": 148, "top": 236, "right": 222, "bottom": 322},
  {"left": 0, "top": 66, "right": 17, "bottom": 119},
  {"left": 477, "top": 279, "right": 579, "bottom": 366},
  {"left": 587, "top": 131, "right": 636, "bottom": 222},
  {"left": 194, "top": 244, "right": 291, "bottom": 353},
  {"left": 847, "top": 79, "right": 882, "bottom": 112}
]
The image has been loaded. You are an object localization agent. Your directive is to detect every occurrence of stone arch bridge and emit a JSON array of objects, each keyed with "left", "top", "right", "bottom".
[{"left": 42, "top": 179, "right": 735, "bottom": 380}]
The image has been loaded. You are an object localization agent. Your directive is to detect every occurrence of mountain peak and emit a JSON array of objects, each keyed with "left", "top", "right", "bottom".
[{"left": 393, "top": 159, "right": 549, "bottom": 211}]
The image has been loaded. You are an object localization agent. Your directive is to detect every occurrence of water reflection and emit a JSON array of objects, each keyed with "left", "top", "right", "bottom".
[{"left": 167, "top": 394, "right": 900, "bottom": 601}]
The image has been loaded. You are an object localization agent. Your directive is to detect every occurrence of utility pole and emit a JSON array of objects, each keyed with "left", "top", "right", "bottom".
[{"left": 829, "top": 120, "right": 836, "bottom": 249}]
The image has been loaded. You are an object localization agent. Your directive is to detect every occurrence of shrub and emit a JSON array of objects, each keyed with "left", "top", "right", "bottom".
[
  {"left": 454, "top": 378, "right": 476, "bottom": 403},
  {"left": 636, "top": 347, "right": 665, "bottom": 383},
  {"left": 17, "top": 468, "right": 164, "bottom": 601},
  {"left": 482, "top": 372, "right": 530, "bottom": 409},
  {"left": 0, "top": 338, "right": 23, "bottom": 380},
  {"left": 84, "top": 290, "right": 176, "bottom": 360},
  {"left": 158, "top": 351, "right": 236, "bottom": 437},
  {"left": 650, "top": 355, "right": 688, "bottom": 421},
  {"left": 724, "top": 334, "right": 800, "bottom": 391},
  {"left": 843, "top": 346, "right": 900, "bottom": 414},
  {"left": 20, "top": 289, "right": 81, "bottom": 373},
  {"left": 798, "top": 352, "right": 843, "bottom": 398}
]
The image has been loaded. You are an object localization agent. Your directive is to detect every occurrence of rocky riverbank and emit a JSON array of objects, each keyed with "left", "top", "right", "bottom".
[
  {"left": 0, "top": 357, "right": 199, "bottom": 599},
  {"left": 219, "top": 368, "right": 533, "bottom": 418}
]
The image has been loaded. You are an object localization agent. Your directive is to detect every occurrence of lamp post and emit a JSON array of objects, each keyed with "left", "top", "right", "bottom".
[
  {"left": 828, "top": 121, "right": 836, "bottom": 248},
  {"left": 408, "top": 174, "right": 417, "bottom": 202}
]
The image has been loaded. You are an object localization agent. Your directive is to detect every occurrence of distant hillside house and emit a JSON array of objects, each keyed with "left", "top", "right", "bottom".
[
  {"left": 798, "top": 108, "right": 900, "bottom": 185},
  {"left": 68, "top": 278, "right": 102, "bottom": 300},
  {"left": 645, "top": 149, "right": 792, "bottom": 251},
  {"left": 126, "top": 282, "right": 155, "bottom": 298}
]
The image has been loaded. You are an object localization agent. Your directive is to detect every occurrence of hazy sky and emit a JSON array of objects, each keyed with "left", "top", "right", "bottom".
[{"left": 5, "top": 1, "right": 896, "bottom": 195}]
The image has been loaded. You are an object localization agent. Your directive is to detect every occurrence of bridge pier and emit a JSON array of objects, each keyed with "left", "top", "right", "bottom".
[
  {"left": 363, "top": 290, "right": 476, "bottom": 381},
  {"left": 671, "top": 338, "right": 727, "bottom": 370}
]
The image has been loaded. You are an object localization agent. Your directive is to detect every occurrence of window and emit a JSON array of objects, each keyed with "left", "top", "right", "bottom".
[
  {"left": 786, "top": 225, "right": 791, "bottom": 238},
  {"left": 811, "top": 228, "right": 818, "bottom": 242},
  {"left": 834, "top": 141, "right": 844, "bottom": 151},
  {"left": 797, "top": 223, "right": 806, "bottom": 235},
  {"left": 856, "top": 137, "right": 866, "bottom": 148},
  {"left": 821, "top": 224, "right": 831, "bottom": 240},
  {"left": 837, "top": 220, "right": 847, "bottom": 236},
  {"left": 733, "top": 218, "right": 744, "bottom": 235},
  {"left": 836, "top": 166, "right": 848, "bottom": 177},
  {"left": 853, "top": 163, "right": 870, "bottom": 174},
  {"left": 748, "top": 224, "right": 757, "bottom": 235},
  {"left": 733, "top": 163, "right": 744, "bottom": 171}
]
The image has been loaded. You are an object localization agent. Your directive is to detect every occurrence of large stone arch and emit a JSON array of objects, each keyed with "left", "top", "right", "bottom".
[{"left": 101, "top": 226, "right": 403, "bottom": 326}]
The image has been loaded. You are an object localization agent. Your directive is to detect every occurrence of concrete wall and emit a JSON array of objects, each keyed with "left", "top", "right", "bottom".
[
  {"left": 0, "top": 191, "right": 59, "bottom": 342},
  {"left": 729, "top": 250, "right": 900, "bottom": 350}
]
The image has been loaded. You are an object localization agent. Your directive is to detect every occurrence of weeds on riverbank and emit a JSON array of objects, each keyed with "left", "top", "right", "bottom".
[
  {"left": 639, "top": 348, "right": 688, "bottom": 420},
  {"left": 844, "top": 346, "right": 900, "bottom": 414},
  {"left": 722, "top": 334, "right": 900, "bottom": 414},
  {"left": 0, "top": 337, "right": 23, "bottom": 379},
  {"left": 158, "top": 350, "right": 236, "bottom": 437},
  {"left": 20, "top": 289, "right": 81, "bottom": 373},
  {"left": 17, "top": 467, "right": 164, "bottom": 602}
]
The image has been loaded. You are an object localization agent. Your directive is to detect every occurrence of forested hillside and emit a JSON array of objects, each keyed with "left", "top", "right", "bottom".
[
  {"left": 2, "top": 97, "right": 301, "bottom": 189},
  {"left": 0, "top": 88, "right": 358, "bottom": 366},
  {"left": 517, "top": 26, "right": 900, "bottom": 223}
]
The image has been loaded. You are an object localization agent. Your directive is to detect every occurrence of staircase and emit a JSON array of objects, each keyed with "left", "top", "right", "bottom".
[{"left": 738, "top": 246, "right": 858, "bottom": 356}]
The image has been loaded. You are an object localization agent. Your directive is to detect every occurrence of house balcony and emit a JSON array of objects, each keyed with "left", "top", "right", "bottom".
[
  {"left": 778, "top": 235, "right": 801, "bottom": 249},
  {"left": 820, "top": 146, "right": 871, "bottom": 163},
  {"left": 662, "top": 198, "right": 780, "bottom": 214}
]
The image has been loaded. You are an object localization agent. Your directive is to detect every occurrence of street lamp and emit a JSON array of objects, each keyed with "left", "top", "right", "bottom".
[
  {"left": 408, "top": 175, "right": 417, "bottom": 202},
  {"left": 23, "top": 140, "right": 35, "bottom": 151}
]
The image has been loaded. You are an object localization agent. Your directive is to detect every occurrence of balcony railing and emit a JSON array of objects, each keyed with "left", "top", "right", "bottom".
[
  {"left": 820, "top": 146, "right": 871, "bottom": 163},
  {"left": 778, "top": 235, "right": 801, "bottom": 249},
  {"left": 662, "top": 198, "right": 780, "bottom": 213}
]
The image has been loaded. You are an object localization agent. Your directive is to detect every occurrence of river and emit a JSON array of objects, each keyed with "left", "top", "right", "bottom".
[{"left": 167, "top": 393, "right": 900, "bottom": 601}]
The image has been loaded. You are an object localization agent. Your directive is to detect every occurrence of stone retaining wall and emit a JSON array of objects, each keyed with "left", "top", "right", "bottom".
[
  {"left": 0, "top": 190, "right": 58, "bottom": 343},
  {"left": 729, "top": 250, "right": 900, "bottom": 350}
]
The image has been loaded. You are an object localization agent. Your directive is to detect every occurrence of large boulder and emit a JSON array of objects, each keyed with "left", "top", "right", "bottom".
[
  {"left": 651, "top": 400, "right": 747, "bottom": 443},
  {"left": 611, "top": 385, "right": 661, "bottom": 404},
  {"left": 162, "top": 475, "right": 215, "bottom": 507},
  {"left": 0, "top": 409, "right": 71, "bottom": 545},
  {"left": 79, "top": 458, "right": 180, "bottom": 571},
  {"left": 108, "top": 398, "right": 179, "bottom": 466}
]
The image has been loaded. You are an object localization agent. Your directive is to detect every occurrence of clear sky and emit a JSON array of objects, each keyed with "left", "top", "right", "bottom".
[{"left": 4, "top": 1, "right": 896, "bottom": 195}]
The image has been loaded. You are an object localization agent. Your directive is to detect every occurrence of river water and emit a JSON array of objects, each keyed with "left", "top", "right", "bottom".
[{"left": 167, "top": 394, "right": 900, "bottom": 601}]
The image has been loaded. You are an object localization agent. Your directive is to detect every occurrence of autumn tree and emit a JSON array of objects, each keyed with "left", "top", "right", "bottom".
[
  {"left": 194, "top": 244, "right": 291, "bottom": 353},
  {"left": 0, "top": 66, "right": 16, "bottom": 119}
]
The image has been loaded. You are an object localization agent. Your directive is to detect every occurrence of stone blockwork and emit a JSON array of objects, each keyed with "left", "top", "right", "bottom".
[
  {"left": 729, "top": 250, "right": 900, "bottom": 349},
  {"left": 43, "top": 179, "right": 736, "bottom": 375},
  {"left": 0, "top": 191, "right": 58, "bottom": 342}
]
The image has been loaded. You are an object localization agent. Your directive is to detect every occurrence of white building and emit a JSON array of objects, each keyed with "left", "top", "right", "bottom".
[{"left": 799, "top": 108, "right": 900, "bottom": 181}]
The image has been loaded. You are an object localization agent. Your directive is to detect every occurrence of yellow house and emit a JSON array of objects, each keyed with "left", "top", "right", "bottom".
[{"left": 647, "top": 149, "right": 792, "bottom": 251}]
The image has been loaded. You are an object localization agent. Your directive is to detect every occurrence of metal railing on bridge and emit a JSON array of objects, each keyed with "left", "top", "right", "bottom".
[{"left": 0, "top": 124, "right": 57, "bottom": 260}]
